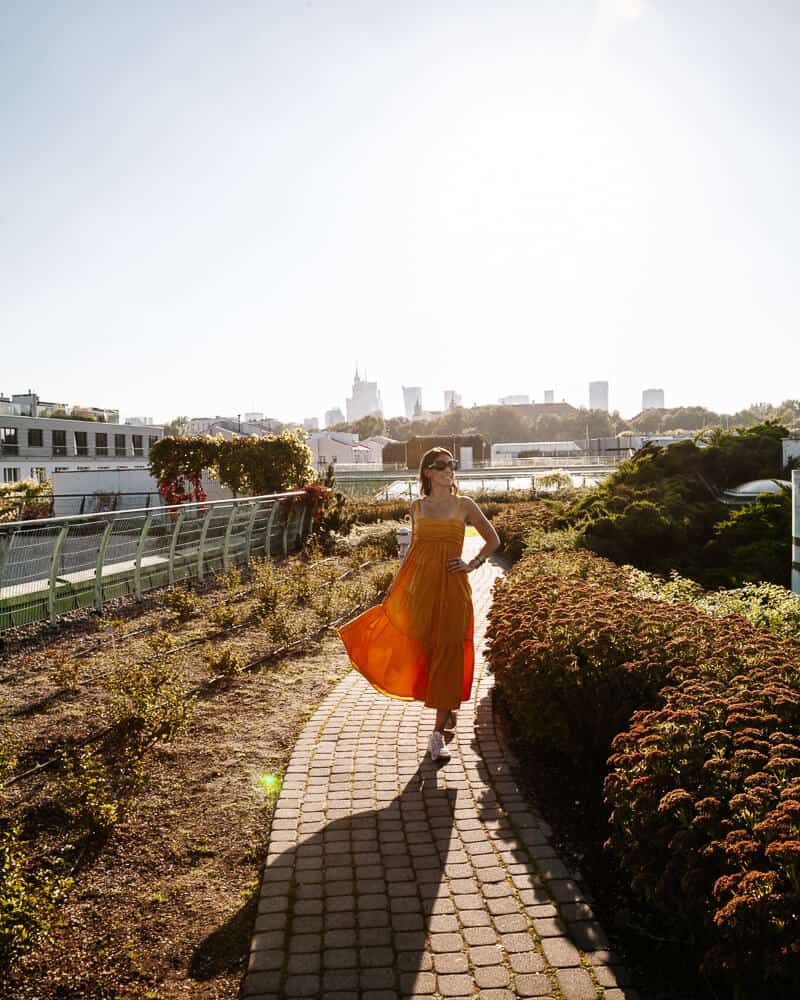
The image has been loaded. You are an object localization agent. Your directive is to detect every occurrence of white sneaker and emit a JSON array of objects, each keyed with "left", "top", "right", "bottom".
[{"left": 428, "top": 731, "right": 451, "bottom": 761}]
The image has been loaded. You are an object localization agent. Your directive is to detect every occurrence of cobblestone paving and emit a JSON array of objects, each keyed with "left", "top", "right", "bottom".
[{"left": 243, "top": 538, "right": 641, "bottom": 999}]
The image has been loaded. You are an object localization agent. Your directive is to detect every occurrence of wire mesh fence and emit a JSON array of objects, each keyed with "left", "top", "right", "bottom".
[{"left": 0, "top": 491, "right": 314, "bottom": 630}]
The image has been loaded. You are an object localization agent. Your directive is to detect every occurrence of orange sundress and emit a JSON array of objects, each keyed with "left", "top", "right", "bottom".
[{"left": 338, "top": 495, "right": 475, "bottom": 709}]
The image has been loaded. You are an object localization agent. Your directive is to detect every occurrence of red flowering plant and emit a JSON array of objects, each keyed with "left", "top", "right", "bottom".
[
  {"left": 604, "top": 643, "right": 800, "bottom": 992},
  {"left": 148, "top": 436, "right": 220, "bottom": 507}
]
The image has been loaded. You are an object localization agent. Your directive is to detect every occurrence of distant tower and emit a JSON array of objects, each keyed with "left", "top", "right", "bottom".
[
  {"left": 642, "top": 388, "right": 665, "bottom": 411},
  {"left": 589, "top": 381, "right": 609, "bottom": 411},
  {"left": 346, "top": 367, "right": 382, "bottom": 422},
  {"left": 303, "top": 417, "right": 319, "bottom": 431},
  {"left": 544, "top": 390, "right": 554, "bottom": 403},
  {"left": 402, "top": 386, "right": 423, "bottom": 420},
  {"left": 444, "top": 390, "right": 462, "bottom": 410}
]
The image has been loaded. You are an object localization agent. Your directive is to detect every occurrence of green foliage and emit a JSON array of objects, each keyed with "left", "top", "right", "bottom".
[
  {"left": 564, "top": 423, "right": 791, "bottom": 585},
  {"left": 162, "top": 585, "right": 200, "bottom": 622},
  {"left": 0, "top": 825, "right": 72, "bottom": 980},
  {"left": 252, "top": 559, "right": 280, "bottom": 615},
  {"left": 102, "top": 645, "right": 192, "bottom": 752},
  {"left": 703, "top": 488, "right": 792, "bottom": 587},
  {"left": 205, "top": 645, "right": 245, "bottom": 677},
  {"left": 57, "top": 746, "right": 122, "bottom": 833},
  {"left": 216, "top": 431, "right": 314, "bottom": 496},
  {"left": 0, "top": 478, "right": 52, "bottom": 522}
]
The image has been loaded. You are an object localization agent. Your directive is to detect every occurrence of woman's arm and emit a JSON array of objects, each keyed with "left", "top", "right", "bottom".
[{"left": 447, "top": 497, "right": 501, "bottom": 574}]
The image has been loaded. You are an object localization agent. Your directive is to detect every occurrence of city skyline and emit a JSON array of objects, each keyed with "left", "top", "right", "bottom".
[{"left": 3, "top": 4, "right": 799, "bottom": 426}]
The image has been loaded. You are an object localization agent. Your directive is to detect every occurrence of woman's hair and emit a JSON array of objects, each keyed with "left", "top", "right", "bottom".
[{"left": 418, "top": 447, "right": 457, "bottom": 497}]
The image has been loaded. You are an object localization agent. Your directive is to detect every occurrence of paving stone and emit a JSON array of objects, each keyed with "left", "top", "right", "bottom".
[
  {"left": 437, "top": 973, "right": 475, "bottom": 996},
  {"left": 532, "top": 916, "right": 568, "bottom": 937},
  {"left": 493, "top": 912, "right": 529, "bottom": 933},
  {"left": 541, "top": 936, "right": 582, "bottom": 968},
  {"left": 464, "top": 926, "right": 497, "bottom": 946},
  {"left": 469, "top": 944, "right": 503, "bottom": 966},
  {"left": 323, "top": 970, "right": 359, "bottom": 991},
  {"left": 514, "top": 973, "right": 552, "bottom": 996},
  {"left": 360, "top": 968, "right": 396, "bottom": 990},
  {"left": 248, "top": 950, "right": 283, "bottom": 972},
  {"left": 474, "top": 965, "right": 510, "bottom": 988},
  {"left": 595, "top": 965, "right": 634, "bottom": 988},
  {"left": 509, "top": 951, "right": 546, "bottom": 974},
  {"left": 568, "top": 920, "right": 610, "bottom": 952},
  {"left": 242, "top": 971, "right": 282, "bottom": 994},
  {"left": 285, "top": 974, "right": 321, "bottom": 997},
  {"left": 555, "top": 967, "right": 597, "bottom": 999},
  {"left": 398, "top": 974, "right": 437, "bottom": 997},
  {"left": 603, "top": 990, "right": 641, "bottom": 1000},
  {"left": 429, "top": 932, "right": 464, "bottom": 953},
  {"left": 433, "top": 952, "right": 469, "bottom": 974}
]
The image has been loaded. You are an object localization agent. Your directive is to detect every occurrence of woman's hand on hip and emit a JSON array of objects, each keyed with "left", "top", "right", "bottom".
[{"left": 447, "top": 557, "right": 470, "bottom": 574}]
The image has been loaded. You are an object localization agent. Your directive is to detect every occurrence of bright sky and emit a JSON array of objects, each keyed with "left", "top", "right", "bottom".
[{"left": 2, "top": 1, "right": 799, "bottom": 425}]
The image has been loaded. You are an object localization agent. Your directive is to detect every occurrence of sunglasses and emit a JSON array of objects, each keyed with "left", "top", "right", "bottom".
[{"left": 427, "top": 459, "right": 458, "bottom": 471}]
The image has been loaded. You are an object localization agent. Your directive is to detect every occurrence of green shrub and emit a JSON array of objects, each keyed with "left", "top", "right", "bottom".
[
  {"left": 162, "top": 586, "right": 200, "bottom": 622},
  {"left": 57, "top": 746, "right": 122, "bottom": 833},
  {"left": 0, "top": 825, "right": 71, "bottom": 979}
]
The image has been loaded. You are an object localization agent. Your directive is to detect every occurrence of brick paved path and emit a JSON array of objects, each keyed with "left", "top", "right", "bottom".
[{"left": 243, "top": 538, "right": 640, "bottom": 1000}]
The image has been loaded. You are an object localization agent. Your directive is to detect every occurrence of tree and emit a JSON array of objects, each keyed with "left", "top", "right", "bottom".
[{"left": 163, "top": 416, "right": 190, "bottom": 436}]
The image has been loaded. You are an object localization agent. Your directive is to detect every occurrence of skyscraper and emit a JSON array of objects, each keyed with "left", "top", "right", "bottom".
[
  {"left": 324, "top": 407, "right": 346, "bottom": 427},
  {"left": 402, "top": 386, "right": 422, "bottom": 420},
  {"left": 589, "top": 381, "right": 609, "bottom": 411},
  {"left": 346, "top": 368, "right": 382, "bottom": 422},
  {"left": 642, "top": 389, "right": 665, "bottom": 411}
]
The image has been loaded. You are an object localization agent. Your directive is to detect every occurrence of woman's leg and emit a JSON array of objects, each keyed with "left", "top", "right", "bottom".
[{"left": 434, "top": 708, "right": 450, "bottom": 732}]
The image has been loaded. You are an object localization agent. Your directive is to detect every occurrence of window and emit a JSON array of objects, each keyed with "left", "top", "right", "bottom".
[
  {"left": 95, "top": 432, "right": 108, "bottom": 456},
  {"left": 75, "top": 431, "right": 88, "bottom": 456},
  {"left": 30, "top": 467, "right": 46, "bottom": 483},
  {"left": 114, "top": 433, "right": 127, "bottom": 457},
  {"left": 27, "top": 428, "right": 44, "bottom": 447},
  {"left": 132, "top": 434, "right": 143, "bottom": 457},
  {"left": 2, "top": 467, "right": 20, "bottom": 483},
  {"left": 148, "top": 435, "right": 159, "bottom": 452},
  {"left": 0, "top": 427, "right": 19, "bottom": 456},
  {"left": 52, "top": 429, "right": 67, "bottom": 456}
]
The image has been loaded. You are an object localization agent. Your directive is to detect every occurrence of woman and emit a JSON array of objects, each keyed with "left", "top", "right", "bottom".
[{"left": 338, "top": 447, "right": 500, "bottom": 761}]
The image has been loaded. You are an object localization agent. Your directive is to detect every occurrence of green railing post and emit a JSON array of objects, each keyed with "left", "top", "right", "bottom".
[
  {"left": 48, "top": 525, "right": 70, "bottom": 624},
  {"left": 134, "top": 513, "right": 152, "bottom": 600},
  {"left": 197, "top": 506, "right": 214, "bottom": 579},
  {"left": 243, "top": 500, "right": 259, "bottom": 562},
  {"left": 282, "top": 498, "right": 294, "bottom": 555},
  {"left": 94, "top": 520, "right": 114, "bottom": 612},
  {"left": 168, "top": 508, "right": 186, "bottom": 586},
  {"left": 265, "top": 500, "right": 279, "bottom": 558},
  {"left": 222, "top": 503, "right": 237, "bottom": 570}
]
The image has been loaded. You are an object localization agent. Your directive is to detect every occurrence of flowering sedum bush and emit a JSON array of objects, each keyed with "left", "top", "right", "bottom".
[{"left": 486, "top": 544, "right": 800, "bottom": 992}]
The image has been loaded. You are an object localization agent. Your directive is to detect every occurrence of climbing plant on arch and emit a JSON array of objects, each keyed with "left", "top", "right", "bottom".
[{"left": 148, "top": 431, "right": 316, "bottom": 504}]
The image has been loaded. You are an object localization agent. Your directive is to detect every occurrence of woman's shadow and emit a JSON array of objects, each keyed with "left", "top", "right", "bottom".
[{"left": 191, "top": 757, "right": 457, "bottom": 997}]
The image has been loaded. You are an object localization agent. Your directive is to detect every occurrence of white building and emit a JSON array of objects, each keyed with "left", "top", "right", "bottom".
[
  {"left": 444, "top": 390, "right": 462, "bottom": 410},
  {"left": 125, "top": 416, "right": 154, "bottom": 425},
  {"left": 589, "top": 381, "right": 609, "bottom": 411},
  {"left": 303, "top": 417, "right": 319, "bottom": 431},
  {"left": 307, "top": 431, "right": 373, "bottom": 467},
  {"left": 244, "top": 411, "right": 264, "bottom": 422},
  {"left": 491, "top": 440, "right": 581, "bottom": 464},
  {"left": 0, "top": 412, "right": 163, "bottom": 485},
  {"left": 642, "top": 388, "right": 665, "bottom": 410},
  {"left": 544, "top": 390, "right": 554, "bottom": 403},
  {"left": 346, "top": 369, "right": 382, "bottom": 422},
  {"left": 499, "top": 394, "right": 530, "bottom": 406},
  {"left": 402, "top": 386, "right": 423, "bottom": 419}
]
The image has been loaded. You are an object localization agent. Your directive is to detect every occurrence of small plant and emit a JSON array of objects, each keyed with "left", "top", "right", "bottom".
[
  {"left": 208, "top": 601, "right": 238, "bottom": 631},
  {"left": 218, "top": 565, "right": 242, "bottom": 595},
  {"left": 57, "top": 746, "right": 122, "bottom": 833},
  {"left": 102, "top": 648, "right": 192, "bottom": 752},
  {"left": 47, "top": 649, "right": 80, "bottom": 691},
  {"left": 252, "top": 559, "right": 280, "bottom": 616},
  {"left": 206, "top": 645, "right": 245, "bottom": 677},
  {"left": 0, "top": 727, "right": 20, "bottom": 793},
  {"left": 162, "top": 586, "right": 200, "bottom": 622},
  {"left": 0, "top": 825, "right": 72, "bottom": 979},
  {"left": 264, "top": 606, "right": 298, "bottom": 646}
]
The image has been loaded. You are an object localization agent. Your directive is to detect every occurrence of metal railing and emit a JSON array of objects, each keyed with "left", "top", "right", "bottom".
[
  {"left": 0, "top": 491, "right": 315, "bottom": 630},
  {"left": 793, "top": 470, "right": 799, "bottom": 595}
]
